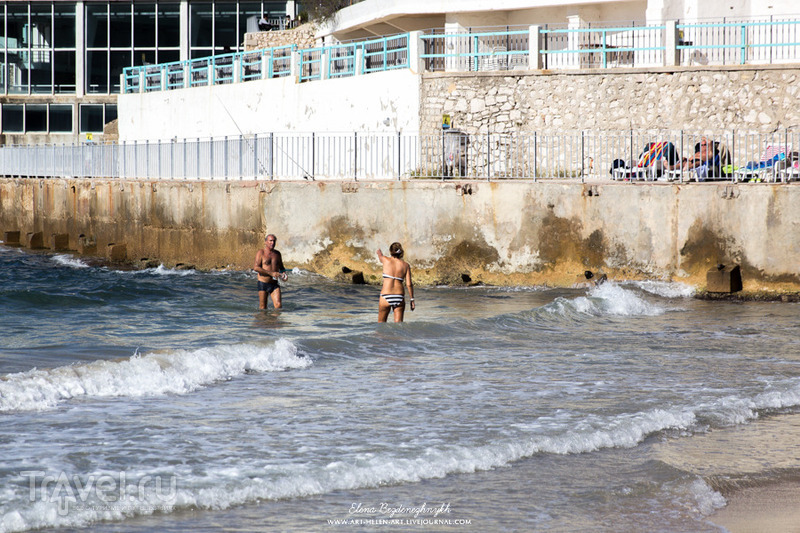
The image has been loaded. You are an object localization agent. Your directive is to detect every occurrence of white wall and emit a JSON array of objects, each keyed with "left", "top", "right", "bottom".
[{"left": 117, "top": 69, "right": 421, "bottom": 141}]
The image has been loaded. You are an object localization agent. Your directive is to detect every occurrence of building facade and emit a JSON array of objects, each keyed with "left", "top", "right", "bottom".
[{"left": 0, "top": 0, "right": 298, "bottom": 144}]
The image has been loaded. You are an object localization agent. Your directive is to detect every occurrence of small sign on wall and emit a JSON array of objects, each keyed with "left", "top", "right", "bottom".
[{"left": 442, "top": 114, "right": 451, "bottom": 129}]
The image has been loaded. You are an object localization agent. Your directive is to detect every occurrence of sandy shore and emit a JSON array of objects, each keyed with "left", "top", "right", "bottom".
[{"left": 709, "top": 481, "right": 800, "bottom": 533}]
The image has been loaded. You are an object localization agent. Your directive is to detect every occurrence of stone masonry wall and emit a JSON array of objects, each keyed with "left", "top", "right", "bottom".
[
  {"left": 420, "top": 65, "right": 800, "bottom": 135},
  {"left": 244, "top": 23, "right": 317, "bottom": 51}
]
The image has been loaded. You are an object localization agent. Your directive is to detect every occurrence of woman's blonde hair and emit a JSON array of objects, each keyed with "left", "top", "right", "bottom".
[{"left": 389, "top": 242, "right": 404, "bottom": 258}]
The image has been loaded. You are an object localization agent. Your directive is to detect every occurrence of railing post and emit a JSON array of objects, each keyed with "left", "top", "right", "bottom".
[
  {"left": 441, "top": 129, "right": 445, "bottom": 180},
  {"left": 581, "top": 130, "right": 585, "bottom": 183},
  {"left": 291, "top": 50, "right": 300, "bottom": 82},
  {"left": 263, "top": 49, "right": 270, "bottom": 80},
  {"left": 665, "top": 20, "right": 680, "bottom": 67},
  {"left": 210, "top": 138, "right": 215, "bottom": 179},
  {"left": 354, "top": 131, "right": 358, "bottom": 180},
  {"left": 740, "top": 23, "right": 747, "bottom": 65},
  {"left": 311, "top": 132, "right": 316, "bottom": 178},
  {"left": 269, "top": 132, "right": 274, "bottom": 180},
  {"left": 320, "top": 50, "right": 329, "bottom": 80},
  {"left": 408, "top": 31, "right": 424, "bottom": 74},
  {"left": 397, "top": 131, "right": 402, "bottom": 181},
  {"left": 533, "top": 132, "right": 538, "bottom": 182},
  {"left": 253, "top": 133, "right": 259, "bottom": 178},
  {"left": 223, "top": 136, "right": 229, "bottom": 179},
  {"left": 234, "top": 54, "right": 242, "bottom": 84},
  {"left": 529, "top": 25, "right": 543, "bottom": 70},
  {"left": 486, "top": 132, "right": 491, "bottom": 180},
  {"left": 239, "top": 135, "right": 244, "bottom": 178},
  {"left": 355, "top": 47, "right": 364, "bottom": 76}
]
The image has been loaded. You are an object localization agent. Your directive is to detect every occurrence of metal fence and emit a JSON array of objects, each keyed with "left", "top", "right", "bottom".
[
  {"left": 2, "top": 130, "right": 799, "bottom": 183},
  {"left": 122, "top": 16, "right": 800, "bottom": 94}
]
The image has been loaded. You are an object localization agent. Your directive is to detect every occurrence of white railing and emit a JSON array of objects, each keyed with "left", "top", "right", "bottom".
[{"left": 2, "top": 130, "right": 799, "bottom": 182}]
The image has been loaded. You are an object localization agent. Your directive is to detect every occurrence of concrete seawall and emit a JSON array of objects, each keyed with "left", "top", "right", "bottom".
[{"left": 1, "top": 178, "right": 798, "bottom": 293}]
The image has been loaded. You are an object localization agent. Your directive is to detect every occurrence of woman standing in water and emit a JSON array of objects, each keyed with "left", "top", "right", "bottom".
[{"left": 377, "top": 243, "right": 415, "bottom": 323}]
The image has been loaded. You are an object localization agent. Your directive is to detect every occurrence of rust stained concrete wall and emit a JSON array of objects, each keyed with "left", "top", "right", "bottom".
[{"left": 1, "top": 178, "right": 798, "bottom": 292}]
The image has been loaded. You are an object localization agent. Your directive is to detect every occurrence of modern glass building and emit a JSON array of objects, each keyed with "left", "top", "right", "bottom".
[{"left": 0, "top": 0, "right": 298, "bottom": 144}]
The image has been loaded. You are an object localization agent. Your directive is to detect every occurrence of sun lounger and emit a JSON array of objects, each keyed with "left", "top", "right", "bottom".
[
  {"left": 612, "top": 141, "right": 679, "bottom": 181},
  {"left": 734, "top": 144, "right": 789, "bottom": 183}
]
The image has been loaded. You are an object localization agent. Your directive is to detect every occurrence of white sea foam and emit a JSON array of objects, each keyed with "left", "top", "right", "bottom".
[
  {"left": 549, "top": 282, "right": 665, "bottom": 318},
  {"left": 631, "top": 280, "right": 696, "bottom": 299},
  {"left": 138, "top": 265, "right": 196, "bottom": 276},
  {"left": 3, "top": 383, "right": 794, "bottom": 532},
  {"left": 0, "top": 339, "right": 309, "bottom": 412},
  {"left": 0, "top": 404, "right": 717, "bottom": 532},
  {"left": 51, "top": 254, "right": 89, "bottom": 269}
]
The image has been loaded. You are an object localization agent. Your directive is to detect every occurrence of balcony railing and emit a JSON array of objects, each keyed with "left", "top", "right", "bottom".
[{"left": 122, "top": 16, "right": 800, "bottom": 94}]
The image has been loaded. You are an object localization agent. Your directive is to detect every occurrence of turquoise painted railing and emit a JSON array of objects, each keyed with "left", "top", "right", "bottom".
[
  {"left": 420, "top": 30, "right": 530, "bottom": 71},
  {"left": 539, "top": 24, "right": 665, "bottom": 69},
  {"left": 122, "top": 17, "right": 800, "bottom": 93},
  {"left": 677, "top": 19, "right": 800, "bottom": 65},
  {"left": 123, "top": 45, "right": 296, "bottom": 93}
]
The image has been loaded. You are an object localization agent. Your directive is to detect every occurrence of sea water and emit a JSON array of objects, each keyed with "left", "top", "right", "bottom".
[{"left": 1, "top": 244, "right": 800, "bottom": 532}]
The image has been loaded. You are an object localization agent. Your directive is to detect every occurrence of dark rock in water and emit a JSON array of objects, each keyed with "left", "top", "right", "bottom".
[{"left": 335, "top": 268, "right": 365, "bottom": 284}]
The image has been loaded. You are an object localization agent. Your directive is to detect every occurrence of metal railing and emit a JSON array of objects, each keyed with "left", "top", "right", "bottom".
[
  {"left": 677, "top": 18, "right": 800, "bottom": 65},
  {"left": 122, "top": 16, "right": 800, "bottom": 94},
  {"left": 2, "top": 130, "right": 798, "bottom": 183},
  {"left": 540, "top": 22, "right": 665, "bottom": 69}
]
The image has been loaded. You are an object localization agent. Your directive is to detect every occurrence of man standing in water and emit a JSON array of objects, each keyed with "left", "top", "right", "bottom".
[{"left": 254, "top": 234, "right": 288, "bottom": 309}]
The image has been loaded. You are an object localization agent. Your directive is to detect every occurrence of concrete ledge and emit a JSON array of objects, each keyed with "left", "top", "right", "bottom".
[
  {"left": 50, "top": 233, "right": 70, "bottom": 251},
  {"left": 26, "top": 231, "right": 44, "bottom": 249},
  {"left": 107, "top": 243, "right": 127, "bottom": 262},
  {"left": 78, "top": 234, "right": 97, "bottom": 255},
  {"left": 3, "top": 231, "right": 20, "bottom": 245}
]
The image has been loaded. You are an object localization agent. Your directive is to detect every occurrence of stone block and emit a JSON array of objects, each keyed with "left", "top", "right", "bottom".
[
  {"left": 51, "top": 233, "right": 70, "bottom": 251},
  {"left": 77, "top": 234, "right": 97, "bottom": 255},
  {"left": 107, "top": 243, "right": 127, "bottom": 262},
  {"left": 26, "top": 232, "right": 44, "bottom": 249},
  {"left": 706, "top": 264, "right": 742, "bottom": 293},
  {"left": 3, "top": 231, "right": 20, "bottom": 245}
]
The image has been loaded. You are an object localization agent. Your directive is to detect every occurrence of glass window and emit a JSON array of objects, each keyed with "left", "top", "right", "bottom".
[
  {"left": 134, "top": 3, "right": 156, "bottom": 48},
  {"left": 86, "top": 50, "right": 108, "bottom": 93},
  {"left": 49, "top": 104, "right": 73, "bottom": 132},
  {"left": 6, "top": 4, "right": 28, "bottom": 49},
  {"left": 158, "top": 50, "right": 179, "bottom": 64},
  {"left": 54, "top": 50, "right": 76, "bottom": 93},
  {"left": 133, "top": 50, "right": 154, "bottom": 66},
  {"left": 190, "top": 2, "right": 213, "bottom": 49},
  {"left": 25, "top": 104, "right": 47, "bottom": 131},
  {"left": 105, "top": 104, "right": 118, "bottom": 123},
  {"left": 109, "top": 3, "right": 132, "bottom": 48},
  {"left": 2, "top": 104, "right": 24, "bottom": 132},
  {"left": 8, "top": 52, "right": 29, "bottom": 94},
  {"left": 110, "top": 50, "right": 132, "bottom": 92},
  {"left": 53, "top": 3, "right": 76, "bottom": 48},
  {"left": 240, "top": 2, "right": 262, "bottom": 37},
  {"left": 79, "top": 104, "right": 104, "bottom": 132},
  {"left": 214, "top": 3, "right": 237, "bottom": 49},
  {"left": 86, "top": 4, "right": 108, "bottom": 48},
  {"left": 158, "top": 3, "right": 180, "bottom": 47}
]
